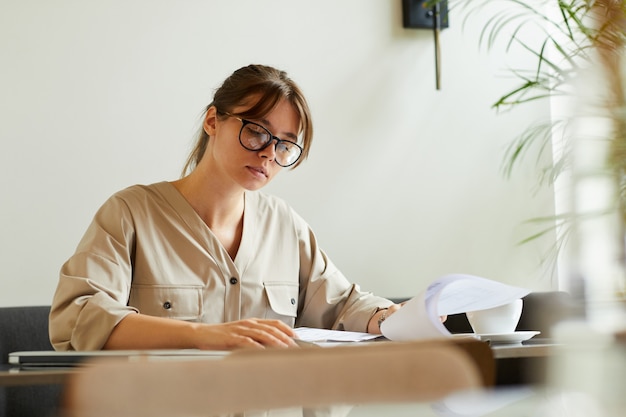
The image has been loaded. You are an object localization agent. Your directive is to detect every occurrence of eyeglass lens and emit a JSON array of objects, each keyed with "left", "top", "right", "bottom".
[{"left": 240, "top": 122, "right": 301, "bottom": 167}]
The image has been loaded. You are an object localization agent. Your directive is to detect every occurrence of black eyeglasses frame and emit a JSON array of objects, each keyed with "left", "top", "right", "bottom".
[{"left": 220, "top": 111, "right": 303, "bottom": 168}]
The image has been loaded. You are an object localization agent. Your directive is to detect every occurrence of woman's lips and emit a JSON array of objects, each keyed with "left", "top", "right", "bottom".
[{"left": 247, "top": 165, "right": 268, "bottom": 178}]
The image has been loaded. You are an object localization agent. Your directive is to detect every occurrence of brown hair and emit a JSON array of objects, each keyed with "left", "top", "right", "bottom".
[{"left": 181, "top": 64, "right": 313, "bottom": 176}]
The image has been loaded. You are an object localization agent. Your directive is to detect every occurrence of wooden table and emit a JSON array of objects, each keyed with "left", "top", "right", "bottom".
[
  {"left": 489, "top": 339, "right": 559, "bottom": 385},
  {"left": 0, "top": 340, "right": 558, "bottom": 387},
  {"left": 0, "top": 366, "right": 75, "bottom": 386},
  {"left": 491, "top": 339, "right": 557, "bottom": 359}
]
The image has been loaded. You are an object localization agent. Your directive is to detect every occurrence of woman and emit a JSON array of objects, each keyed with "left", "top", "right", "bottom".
[{"left": 49, "top": 64, "right": 399, "bottom": 351}]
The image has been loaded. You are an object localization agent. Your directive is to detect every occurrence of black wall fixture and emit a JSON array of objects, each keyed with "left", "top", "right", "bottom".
[{"left": 402, "top": 0, "right": 449, "bottom": 90}]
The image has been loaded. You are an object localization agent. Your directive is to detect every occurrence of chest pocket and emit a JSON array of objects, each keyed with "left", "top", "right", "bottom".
[
  {"left": 129, "top": 284, "right": 203, "bottom": 321},
  {"left": 264, "top": 281, "right": 298, "bottom": 318}
]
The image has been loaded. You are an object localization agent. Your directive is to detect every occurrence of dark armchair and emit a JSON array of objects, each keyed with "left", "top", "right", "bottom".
[{"left": 0, "top": 306, "right": 62, "bottom": 417}]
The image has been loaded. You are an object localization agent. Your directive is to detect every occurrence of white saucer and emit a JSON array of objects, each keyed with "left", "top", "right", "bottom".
[{"left": 475, "top": 331, "right": 540, "bottom": 344}]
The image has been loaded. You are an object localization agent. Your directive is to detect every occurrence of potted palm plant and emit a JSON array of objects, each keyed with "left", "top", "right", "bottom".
[
  {"left": 440, "top": 2, "right": 626, "bottom": 410},
  {"left": 437, "top": 0, "right": 626, "bottom": 303}
]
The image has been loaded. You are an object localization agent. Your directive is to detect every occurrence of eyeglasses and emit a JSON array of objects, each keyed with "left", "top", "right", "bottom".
[{"left": 222, "top": 112, "right": 303, "bottom": 167}]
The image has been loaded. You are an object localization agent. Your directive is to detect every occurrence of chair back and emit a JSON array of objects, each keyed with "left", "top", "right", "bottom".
[
  {"left": 0, "top": 306, "right": 53, "bottom": 363},
  {"left": 62, "top": 339, "right": 492, "bottom": 417},
  {"left": 0, "top": 305, "right": 63, "bottom": 417}
]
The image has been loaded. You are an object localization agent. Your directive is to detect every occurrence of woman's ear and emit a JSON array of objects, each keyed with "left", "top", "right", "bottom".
[{"left": 203, "top": 106, "right": 218, "bottom": 136}]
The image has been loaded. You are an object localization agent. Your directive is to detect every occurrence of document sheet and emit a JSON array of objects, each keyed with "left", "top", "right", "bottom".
[{"left": 295, "top": 274, "right": 530, "bottom": 343}]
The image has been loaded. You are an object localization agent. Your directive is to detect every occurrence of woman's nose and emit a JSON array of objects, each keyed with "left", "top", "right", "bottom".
[{"left": 257, "top": 138, "right": 278, "bottom": 161}]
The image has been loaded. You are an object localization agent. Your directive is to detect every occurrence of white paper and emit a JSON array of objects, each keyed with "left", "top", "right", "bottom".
[
  {"left": 294, "top": 327, "right": 381, "bottom": 343},
  {"left": 295, "top": 274, "right": 530, "bottom": 344},
  {"left": 381, "top": 273, "right": 530, "bottom": 341},
  {"left": 431, "top": 386, "right": 537, "bottom": 416}
]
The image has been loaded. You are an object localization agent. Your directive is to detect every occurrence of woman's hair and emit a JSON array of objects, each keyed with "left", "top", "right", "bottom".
[{"left": 181, "top": 64, "right": 313, "bottom": 176}]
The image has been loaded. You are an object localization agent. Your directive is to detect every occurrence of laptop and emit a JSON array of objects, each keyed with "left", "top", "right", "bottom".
[{"left": 9, "top": 349, "right": 229, "bottom": 369}]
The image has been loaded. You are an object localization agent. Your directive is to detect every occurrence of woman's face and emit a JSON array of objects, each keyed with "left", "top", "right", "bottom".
[{"left": 202, "top": 98, "right": 300, "bottom": 191}]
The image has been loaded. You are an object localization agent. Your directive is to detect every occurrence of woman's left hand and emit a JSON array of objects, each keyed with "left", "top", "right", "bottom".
[
  {"left": 367, "top": 303, "right": 447, "bottom": 334},
  {"left": 367, "top": 303, "right": 402, "bottom": 334}
]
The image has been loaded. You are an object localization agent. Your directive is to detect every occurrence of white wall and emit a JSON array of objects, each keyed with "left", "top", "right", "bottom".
[{"left": 0, "top": 0, "right": 556, "bottom": 307}]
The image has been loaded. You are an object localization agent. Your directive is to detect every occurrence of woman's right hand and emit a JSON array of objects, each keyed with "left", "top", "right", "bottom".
[
  {"left": 104, "top": 313, "right": 298, "bottom": 351},
  {"left": 192, "top": 318, "right": 299, "bottom": 350}
]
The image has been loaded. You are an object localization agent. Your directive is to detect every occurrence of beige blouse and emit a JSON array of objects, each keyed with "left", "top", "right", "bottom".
[{"left": 49, "top": 182, "right": 392, "bottom": 350}]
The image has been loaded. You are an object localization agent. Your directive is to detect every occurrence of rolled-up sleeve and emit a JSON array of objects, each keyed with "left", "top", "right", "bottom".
[
  {"left": 49, "top": 195, "right": 138, "bottom": 351},
  {"left": 293, "top": 212, "right": 393, "bottom": 332}
]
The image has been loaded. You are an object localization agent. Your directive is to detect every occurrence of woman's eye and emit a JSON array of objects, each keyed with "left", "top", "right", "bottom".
[
  {"left": 246, "top": 125, "right": 266, "bottom": 136},
  {"left": 276, "top": 142, "right": 289, "bottom": 154}
]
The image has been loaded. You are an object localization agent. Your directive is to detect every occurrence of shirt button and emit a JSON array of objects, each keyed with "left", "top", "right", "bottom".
[
  {"left": 163, "top": 301, "right": 172, "bottom": 310},
  {"left": 290, "top": 298, "right": 296, "bottom": 305},
  {"left": 229, "top": 277, "right": 238, "bottom": 285}
]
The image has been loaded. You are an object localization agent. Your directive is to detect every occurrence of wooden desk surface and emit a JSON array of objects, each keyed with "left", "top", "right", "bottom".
[
  {"left": 0, "top": 340, "right": 557, "bottom": 387},
  {"left": 491, "top": 339, "right": 558, "bottom": 359},
  {"left": 0, "top": 366, "right": 76, "bottom": 386}
]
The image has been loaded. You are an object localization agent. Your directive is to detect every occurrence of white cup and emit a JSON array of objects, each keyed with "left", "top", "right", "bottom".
[{"left": 466, "top": 299, "right": 523, "bottom": 334}]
